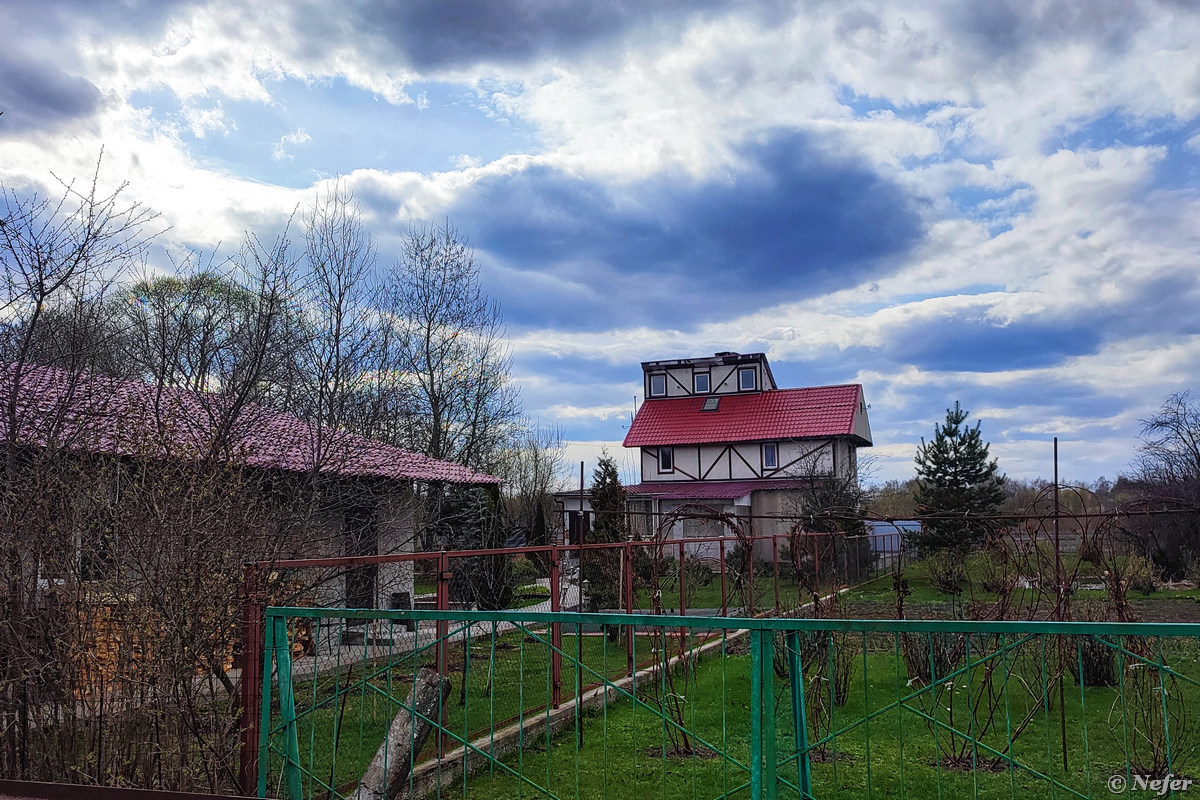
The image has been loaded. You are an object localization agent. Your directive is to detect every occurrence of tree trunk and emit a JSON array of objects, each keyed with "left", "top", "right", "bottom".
[{"left": 350, "top": 668, "right": 450, "bottom": 800}]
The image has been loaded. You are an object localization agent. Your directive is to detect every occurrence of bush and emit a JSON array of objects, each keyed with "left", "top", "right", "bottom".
[
  {"left": 1124, "top": 555, "right": 1162, "bottom": 595},
  {"left": 922, "top": 550, "right": 967, "bottom": 596},
  {"left": 901, "top": 631, "right": 965, "bottom": 685},
  {"left": 978, "top": 547, "right": 1016, "bottom": 595},
  {"left": 510, "top": 555, "right": 541, "bottom": 587},
  {"left": 682, "top": 555, "right": 714, "bottom": 589}
]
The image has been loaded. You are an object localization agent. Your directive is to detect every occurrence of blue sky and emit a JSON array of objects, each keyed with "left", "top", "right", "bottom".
[{"left": 3, "top": 0, "right": 1200, "bottom": 486}]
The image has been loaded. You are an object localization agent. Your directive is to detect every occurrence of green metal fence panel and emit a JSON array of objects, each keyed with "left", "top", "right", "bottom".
[{"left": 257, "top": 608, "right": 1200, "bottom": 800}]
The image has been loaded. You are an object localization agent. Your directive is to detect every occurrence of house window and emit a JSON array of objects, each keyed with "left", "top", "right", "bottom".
[
  {"left": 693, "top": 372, "right": 710, "bottom": 393},
  {"left": 738, "top": 367, "right": 757, "bottom": 391},
  {"left": 658, "top": 447, "right": 674, "bottom": 472},
  {"left": 701, "top": 396, "right": 720, "bottom": 412},
  {"left": 649, "top": 373, "right": 667, "bottom": 397},
  {"left": 763, "top": 442, "right": 778, "bottom": 470}
]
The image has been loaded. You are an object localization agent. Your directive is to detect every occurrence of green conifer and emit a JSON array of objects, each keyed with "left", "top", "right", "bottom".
[{"left": 912, "top": 401, "right": 1006, "bottom": 554}]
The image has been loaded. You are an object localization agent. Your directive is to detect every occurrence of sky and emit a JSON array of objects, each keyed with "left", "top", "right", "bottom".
[{"left": 3, "top": 0, "right": 1199, "bottom": 487}]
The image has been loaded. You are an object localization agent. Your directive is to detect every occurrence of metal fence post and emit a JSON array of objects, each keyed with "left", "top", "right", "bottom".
[
  {"left": 239, "top": 563, "right": 263, "bottom": 796},
  {"left": 772, "top": 537, "right": 781, "bottom": 612},
  {"left": 750, "top": 627, "right": 764, "bottom": 800},
  {"left": 719, "top": 538, "right": 728, "bottom": 612},
  {"left": 255, "top": 608, "right": 276, "bottom": 799},
  {"left": 787, "top": 631, "right": 812, "bottom": 798},
  {"left": 624, "top": 543, "right": 634, "bottom": 673},
  {"left": 550, "top": 543, "right": 563, "bottom": 708},
  {"left": 436, "top": 551, "right": 451, "bottom": 757},
  {"left": 761, "top": 628, "right": 778, "bottom": 800},
  {"left": 272, "top": 615, "right": 302, "bottom": 800},
  {"left": 678, "top": 539, "right": 687, "bottom": 617}
]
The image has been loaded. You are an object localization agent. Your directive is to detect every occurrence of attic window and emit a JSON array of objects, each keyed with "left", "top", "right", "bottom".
[
  {"left": 693, "top": 372, "right": 710, "bottom": 393},
  {"left": 649, "top": 373, "right": 666, "bottom": 397},
  {"left": 738, "top": 367, "right": 757, "bottom": 391},
  {"left": 701, "top": 397, "right": 720, "bottom": 412}
]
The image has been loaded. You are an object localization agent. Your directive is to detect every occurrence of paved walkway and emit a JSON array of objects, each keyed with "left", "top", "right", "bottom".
[{"left": 279, "top": 574, "right": 582, "bottom": 681}]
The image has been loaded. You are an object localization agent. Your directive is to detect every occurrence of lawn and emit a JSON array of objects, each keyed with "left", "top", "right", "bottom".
[
  {"left": 265, "top": 620, "right": 1200, "bottom": 799},
  {"left": 842, "top": 554, "right": 1200, "bottom": 623},
  {"left": 266, "top": 623, "right": 637, "bottom": 796},
  {"left": 433, "top": 634, "right": 1200, "bottom": 799}
]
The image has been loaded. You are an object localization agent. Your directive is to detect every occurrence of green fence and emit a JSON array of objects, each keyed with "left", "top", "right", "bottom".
[{"left": 258, "top": 608, "right": 1200, "bottom": 799}]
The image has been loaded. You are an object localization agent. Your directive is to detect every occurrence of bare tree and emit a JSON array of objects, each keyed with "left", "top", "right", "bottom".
[
  {"left": 0, "top": 162, "right": 156, "bottom": 782},
  {"left": 290, "top": 184, "right": 389, "bottom": 467},
  {"left": 386, "top": 223, "right": 520, "bottom": 473},
  {"left": 496, "top": 422, "right": 565, "bottom": 546},
  {"left": 1134, "top": 390, "right": 1200, "bottom": 492}
]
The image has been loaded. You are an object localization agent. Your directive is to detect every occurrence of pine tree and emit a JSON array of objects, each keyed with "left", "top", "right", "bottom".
[
  {"left": 912, "top": 401, "right": 1006, "bottom": 554},
  {"left": 582, "top": 453, "right": 626, "bottom": 613}
]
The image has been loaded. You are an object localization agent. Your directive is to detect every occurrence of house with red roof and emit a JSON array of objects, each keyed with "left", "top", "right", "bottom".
[
  {"left": 620, "top": 351, "right": 872, "bottom": 557},
  {"left": 1, "top": 363, "right": 499, "bottom": 612}
]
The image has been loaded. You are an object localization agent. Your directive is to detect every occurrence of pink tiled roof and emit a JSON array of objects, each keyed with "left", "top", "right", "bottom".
[
  {"left": 623, "top": 385, "right": 866, "bottom": 447},
  {"left": 625, "top": 479, "right": 818, "bottom": 499},
  {"left": 0, "top": 363, "right": 499, "bottom": 485}
]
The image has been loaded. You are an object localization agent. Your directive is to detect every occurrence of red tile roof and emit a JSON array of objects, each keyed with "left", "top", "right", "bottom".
[
  {"left": 625, "top": 479, "right": 818, "bottom": 499},
  {"left": 0, "top": 363, "right": 499, "bottom": 485},
  {"left": 623, "top": 385, "right": 866, "bottom": 447}
]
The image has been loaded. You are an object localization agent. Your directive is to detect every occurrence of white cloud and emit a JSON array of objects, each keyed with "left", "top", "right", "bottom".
[{"left": 272, "top": 128, "right": 312, "bottom": 161}]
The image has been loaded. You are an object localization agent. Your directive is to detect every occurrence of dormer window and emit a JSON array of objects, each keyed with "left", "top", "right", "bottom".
[
  {"left": 738, "top": 368, "right": 757, "bottom": 391},
  {"left": 763, "top": 442, "right": 778, "bottom": 470},
  {"left": 693, "top": 372, "right": 710, "bottom": 393},
  {"left": 649, "top": 373, "right": 666, "bottom": 397},
  {"left": 658, "top": 447, "right": 674, "bottom": 472}
]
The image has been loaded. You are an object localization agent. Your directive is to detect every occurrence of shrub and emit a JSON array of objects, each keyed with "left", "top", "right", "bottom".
[
  {"left": 978, "top": 547, "right": 1016, "bottom": 596},
  {"left": 510, "top": 555, "right": 541, "bottom": 587},
  {"left": 901, "top": 630, "right": 965, "bottom": 685},
  {"left": 922, "top": 550, "right": 967, "bottom": 597},
  {"left": 1068, "top": 601, "right": 1118, "bottom": 688},
  {"left": 1124, "top": 555, "right": 1162, "bottom": 596}
]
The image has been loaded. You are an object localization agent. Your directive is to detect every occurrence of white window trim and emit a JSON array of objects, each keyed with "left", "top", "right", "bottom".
[
  {"left": 763, "top": 442, "right": 778, "bottom": 470},
  {"left": 693, "top": 372, "right": 710, "bottom": 394},
  {"left": 738, "top": 367, "right": 757, "bottom": 391},
  {"left": 658, "top": 446, "right": 674, "bottom": 472},
  {"left": 649, "top": 373, "right": 667, "bottom": 397}
]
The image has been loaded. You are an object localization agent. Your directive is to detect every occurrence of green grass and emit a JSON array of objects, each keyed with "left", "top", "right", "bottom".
[
  {"left": 412, "top": 579, "right": 551, "bottom": 609},
  {"left": 633, "top": 573, "right": 810, "bottom": 613},
  {"left": 265, "top": 623, "right": 633, "bottom": 796},
  {"left": 266, "top": 624, "right": 1200, "bottom": 799},
  {"left": 843, "top": 554, "right": 1200, "bottom": 613},
  {"left": 439, "top": 636, "right": 1200, "bottom": 799}
]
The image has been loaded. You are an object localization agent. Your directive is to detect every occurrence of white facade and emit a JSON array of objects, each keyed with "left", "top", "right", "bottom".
[
  {"left": 640, "top": 439, "right": 847, "bottom": 483},
  {"left": 643, "top": 352, "right": 777, "bottom": 400}
]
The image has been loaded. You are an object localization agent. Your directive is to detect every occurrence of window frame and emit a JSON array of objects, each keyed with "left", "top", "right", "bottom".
[
  {"left": 649, "top": 373, "right": 667, "bottom": 397},
  {"left": 738, "top": 367, "right": 757, "bottom": 391},
  {"left": 693, "top": 372, "right": 710, "bottom": 394},
  {"left": 762, "top": 442, "right": 778, "bottom": 470},
  {"left": 658, "top": 446, "right": 675, "bottom": 473}
]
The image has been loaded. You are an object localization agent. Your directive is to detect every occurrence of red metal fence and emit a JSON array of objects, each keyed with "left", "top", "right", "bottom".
[{"left": 235, "top": 513, "right": 913, "bottom": 793}]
